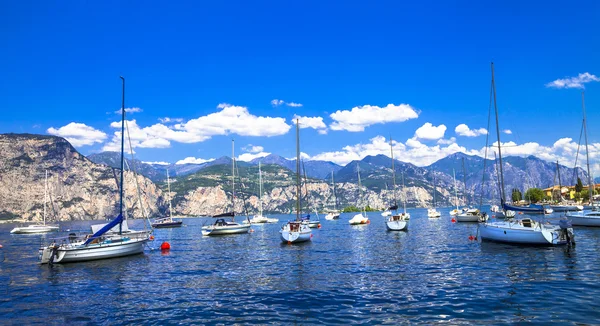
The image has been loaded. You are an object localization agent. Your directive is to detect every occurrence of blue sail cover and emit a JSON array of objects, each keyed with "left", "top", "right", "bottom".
[{"left": 83, "top": 214, "right": 123, "bottom": 245}]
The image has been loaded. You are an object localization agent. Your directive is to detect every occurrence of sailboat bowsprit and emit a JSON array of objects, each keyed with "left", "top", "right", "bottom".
[{"left": 39, "top": 77, "right": 152, "bottom": 264}]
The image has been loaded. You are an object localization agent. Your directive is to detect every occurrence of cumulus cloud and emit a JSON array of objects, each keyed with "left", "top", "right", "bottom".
[
  {"left": 271, "top": 99, "right": 303, "bottom": 107},
  {"left": 293, "top": 115, "right": 327, "bottom": 134},
  {"left": 271, "top": 99, "right": 284, "bottom": 107},
  {"left": 103, "top": 104, "right": 291, "bottom": 151},
  {"left": 329, "top": 103, "right": 419, "bottom": 132},
  {"left": 47, "top": 122, "right": 107, "bottom": 147},
  {"left": 143, "top": 161, "right": 170, "bottom": 165},
  {"left": 175, "top": 157, "right": 215, "bottom": 165},
  {"left": 414, "top": 123, "right": 446, "bottom": 140},
  {"left": 503, "top": 129, "right": 512, "bottom": 135},
  {"left": 158, "top": 117, "right": 184, "bottom": 123},
  {"left": 242, "top": 145, "right": 265, "bottom": 153},
  {"left": 287, "top": 102, "right": 303, "bottom": 107},
  {"left": 545, "top": 72, "right": 600, "bottom": 89},
  {"left": 437, "top": 137, "right": 457, "bottom": 145},
  {"left": 115, "top": 107, "right": 143, "bottom": 114},
  {"left": 455, "top": 124, "right": 488, "bottom": 137}
]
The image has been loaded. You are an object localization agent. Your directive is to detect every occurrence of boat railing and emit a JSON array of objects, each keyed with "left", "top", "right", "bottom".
[{"left": 41, "top": 230, "right": 151, "bottom": 248}]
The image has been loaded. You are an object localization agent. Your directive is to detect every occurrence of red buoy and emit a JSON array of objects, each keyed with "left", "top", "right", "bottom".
[
  {"left": 451, "top": 218, "right": 456, "bottom": 223},
  {"left": 317, "top": 224, "right": 322, "bottom": 228},
  {"left": 160, "top": 242, "right": 171, "bottom": 250},
  {"left": 149, "top": 235, "right": 155, "bottom": 240},
  {"left": 366, "top": 220, "right": 371, "bottom": 224},
  {"left": 468, "top": 235, "right": 475, "bottom": 241}
]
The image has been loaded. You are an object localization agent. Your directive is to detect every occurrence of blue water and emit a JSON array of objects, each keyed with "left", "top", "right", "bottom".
[{"left": 1, "top": 207, "right": 600, "bottom": 325}]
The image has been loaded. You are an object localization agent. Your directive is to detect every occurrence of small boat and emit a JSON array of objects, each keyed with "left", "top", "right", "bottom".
[
  {"left": 349, "top": 163, "right": 370, "bottom": 225},
  {"left": 479, "top": 63, "right": 573, "bottom": 246},
  {"left": 550, "top": 204, "right": 584, "bottom": 212},
  {"left": 325, "top": 171, "right": 340, "bottom": 220},
  {"left": 428, "top": 169, "right": 441, "bottom": 218},
  {"left": 11, "top": 170, "right": 60, "bottom": 234},
  {"left": 384, "top": 137, "right": 408, "bottom": 231},
  {"left": 456, "top": 159, "right": 486, "bottom": 222},
  {"left": 151, "top": 169, "right": 183, "bottom": 228},
  {"left": 244, "top": 162, "right": 278, "bottom": 224},
  {"left": 280, "top": 119, "right": 312, "bottom": 243},
  {"left": 202, "top": 140, "right": 251, "bottom": 236},
  {"left": 39, "top": 77, "right": 151, "bottom": 264}
]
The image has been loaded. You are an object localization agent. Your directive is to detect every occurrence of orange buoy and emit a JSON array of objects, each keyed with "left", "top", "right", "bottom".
[
  {"left": 366, "top": 220, "right": 371, "bottom": 224},
  {"left": 149, "top": 235, "right": 155, "bottom": 240},
  {"left": 250, "top": 229, "right": 255, "bottom": 233},
  {"left": 317, "top": 224, "right": 322, "bottom": 228},
  {"left": 518, "top": 212, "right": 523, "bottom": 215},
  {"left": 160, "top": 242, "right": 171, "bottom": 250},
  {"left": 451, "top": 218, "right": 456, "bottom": 223},
  {"left": 0, "top": 244, "right": 3, "bottom": 248}
]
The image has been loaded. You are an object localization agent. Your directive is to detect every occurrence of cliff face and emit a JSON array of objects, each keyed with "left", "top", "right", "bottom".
[{"left": 0, "top": 134, "right": 165, "bottom": 222}]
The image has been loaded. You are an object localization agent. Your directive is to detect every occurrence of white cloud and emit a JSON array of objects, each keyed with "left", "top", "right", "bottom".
[
  {"left": 143, "top": 161, "right": 170, "bottom": 165},
  {"left": 47, "top": 122, "right": 107, "bottom": 147},
  {"left": 329, "top": 103, "right": 419, "bottom": 132},
  {"left": 287, "top": 102, "right": 303, "bottom": 107},
  {"left": 103, "top": 104, "right": 291, "bottom": 151},
  {"left": 455, "top": 124, "right": 488, "bottom": 137},
  {"left": 158, "top": 117, "right": 184, "bottom": 123},
  {"left": 271, "top": 99, "right": 284, "bottom": 107},
  {"left": 545, "top": 72, "right": 600, "bottom": 89},
  {"left": 238, "top": 152, "right": 270, "bottom": 162},
  {"left": 414, "top": 122, "right": 446, "bottom": 140},
  {"left": 503, "top": 129, "right": 513, "bottom": 135},
  {"left": 293, "top": 115, "right": 327, "bottom": 134},
  {"left": 437, "top": 137, "right": 456, "bottom": 145},
  {"left": 115, "top": 107, "right": 143, "bottom": 114},
  {"left": 175, "top": 157, "right": 215, "bottom": 165},
  {"left": 242, "top": 145, "right": 264, "bottom": 153}
]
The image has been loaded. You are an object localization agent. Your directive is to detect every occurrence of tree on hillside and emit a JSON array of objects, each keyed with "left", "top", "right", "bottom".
[
  {"left": 511, "top": 188, "right": 523, "bottom": 203},
  {"left": 525, "top": 188, "right": 545, "bottom": 203},
  {"left": 576, "top": 177, "right": 583, "bottom": 193}
]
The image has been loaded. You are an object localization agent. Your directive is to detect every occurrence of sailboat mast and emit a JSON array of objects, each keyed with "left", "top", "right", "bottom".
[
  {"left": 119, "top": 76, "right": 125, "bottom": 234},
  {"left": 556, "top": 161, "right": 562, "bottom": 201},
  {"left": 296, "top": 119, "right": 301, "bottom": 221},
  {"left": 491, "top": 63, "right": 506, "bottom": 204},
  {"left": 462, "top": 157, "right": 467, "bottom": 205},
  {"left": 357, "top": 163, "right": 364, "bottom": 214},
  {"left": 44, "top": 170, "right": 48, "bottom": 225},
  {"left": 582, "top": 91, "right": 594, "bottom": 204},
  {"left": 432, "top": 170, "right": 437, "bottom": 208},
  {"left": 402, "top": 172, "right": 407, "bottom": 213},
  {"left": 259, "top": 162, "right": 263, "bottom": 216},
  {"left": 453, "top": 169, "right": 459, "bottom": 210},
  {"left": 232, "top": 139, "right": 235, "bottom": 220},
  {"left": 332, "top": 171, "right": 337, "bottom": 211},
  {"left": 167, "top": 169, "right": 173, "bottom": 217},
  {"left": 390, "top": 137, "right": 397, "bottom": 206}
]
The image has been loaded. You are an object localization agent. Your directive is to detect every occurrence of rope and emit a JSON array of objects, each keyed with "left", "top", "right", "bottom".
[{"left": 124, "top": 120, "right": 153, "bottom": 232}]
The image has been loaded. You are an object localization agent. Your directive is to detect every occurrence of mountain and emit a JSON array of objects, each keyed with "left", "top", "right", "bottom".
[
  {"left": 250, "top": 154, "right": 343, "bottom": 179},
  {"left": 0, "top": 134, "right": 165, "bottom": 221},
  {"left": 88, "top": 151, "right": 167, "bottom": 182}
]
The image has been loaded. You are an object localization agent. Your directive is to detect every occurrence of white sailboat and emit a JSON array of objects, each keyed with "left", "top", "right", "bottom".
[
  {"left": 280, "top": 119, "right": 312, "bottom": 243},
  {"left": 245, "top": 162, "right": 278, "bottom": 224},
  {"left": 427, "top": 169, "right": 441, "bottom": 218},
  {"left": 349, "top": 163, "right": 370, "bottom": 225},
  {"left": 566, "top": 92, "right": 600, "bottom": 226},
  {"left": 479, "top": 63, "right": 574, "bottom": 245},
  {"left": 39, "top": 77, "right": 151, "bottom": 264},
  {"left": 151, "top": 169, "right": 183, "bottom": 228},
  {"left": 301, "top": 161, "right": 321, "bottom": 228},
  {"left": 325, "top": 171, "right": 340, "bottom": 220},
  {"left": 449, "top": 169, "right": 461, "bottom": 216},
  {"left": 385, "top": 137, "right": 408, "bottom": 231},
  {"left": 11, "top": 170, "right": 60, "bottom": 234},
  {"left": 202, "top": 140, "right": 251, "bottom": 236},
  {"left": 456, "top": 158, "right": 485, "bottom": 222}
]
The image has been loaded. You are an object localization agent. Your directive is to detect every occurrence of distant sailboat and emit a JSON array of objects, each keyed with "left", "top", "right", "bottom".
[
  {"left": 349, "top": 163, "right": 370, "bottom": 225},
  {"left": 280, "top": 119, "right": 312, "bottom": 243},
  {"left": 385, "top": 137, "right": 408, "bottom": 231},
  {"left": 245, "top": 162, "right": 279, "bottom": 224},
  {"left": 11, "top": 170, "right": 59, "bottom": 234},
  {"left": 39, "top": 76, "right": 152, "bottom": 264},
  {"left": 550, "top": 161, "right": 583, "bottom": 212},
  {"left": 456, "top": 158, "right": 485, "bottom": 222},
  {"left": 202, "top": 140, "right": 251, "bottom": 236},
  {"left": 301, "top": 161, "right": 321, "bottom": 228},
  {"left": 449, "top": 169, "right": 461, "bottom": 216},
  {"left": 427, "top": 169, "right": 441, "bottom": 218},
  {"left": 152, "top": 169, "right": 183, "bottom": 228},
  {"left": 325, "top": 171, "right": 340, "bottom": 220},
  {"left": 479, "top": 63, "right": 574, "bottom": 245}
]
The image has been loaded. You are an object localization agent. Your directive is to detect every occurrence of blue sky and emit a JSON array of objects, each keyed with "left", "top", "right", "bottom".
[{"left": 1, "top": 0, "right": 599, "bottom": 169}]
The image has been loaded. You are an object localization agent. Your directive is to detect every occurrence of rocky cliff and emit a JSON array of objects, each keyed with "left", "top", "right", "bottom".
[{"left": 0, "top": 134, "right": 165, "bottom": 222}]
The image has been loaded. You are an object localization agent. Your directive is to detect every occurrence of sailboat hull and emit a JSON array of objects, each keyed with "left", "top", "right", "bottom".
[
  {"left": 386, "top": 220, "right": 407, "bottom": 231},
  {"left": 349, "top": 213, "right": 369, "bottom": 225},
  {"left": 565, "top": 212, "right": 600, "bottom": 226},
  {"left": 11, "top": 225, "right": 59, "bottom": 234},
  {"left": 151, "top": 221, "right": 183, "bottom": 228},
  {"left": 39, "top": 237, "right": 148, "bottom": 264},
  {"left": 325, "top": 213, "right": 340, "bottom": 220},
  {"left": 202, "top": 223, "right": 251, "bottom": 236},
  {"left": 479, "top": 221, "right": 572, "bottom": 245},
  {"left": 307, "top": 220, "right": 320, "bottom": 228},
  {"left": 280, "top": 222, "right": 312, "bottom": 243},
  {"left": 456, "top": 214, "right": 480, "bottom": 222}
]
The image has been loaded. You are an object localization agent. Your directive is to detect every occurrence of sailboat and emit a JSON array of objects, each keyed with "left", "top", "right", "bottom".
[
  {"left": 151, "top": 169, "right": 183, "bottom": 228},
  {"left": 301, "top": 162, "right": 321, "bottom": 228},
  {"left": 349, "top": 163, "right": 370, "bottom": 225},
  {"left": 385, "top": 137, "right": 409, "bottom": 231},
  {"left": 245, "top": 162, "right": 279, "bottom": 224},
  {"left": 457, "top": 158, "right": 485, "bottom": 222},
  {"left": 202, "top": 140, "right": 251, "bottom": 236},
  {"left": 566, "top": 92, "right": 600, "bottom": 226},
  {"left": 39, "top": 77, "right": 152, "bottom": 264},
  {"left": 280, "top": 119, "right": 312, "bottom": 243},
  {"left": 479, "top": 63, "right": 574, "bottom": 245},
  {"left": 449, "top": 169, "right": 461, "bottom": 216},
  {"left": 11, "top": 170, "right": 60, "bottom": 234},
  {"left": 427, "top": 169, "right": 441, "bottom": 218},
  {"left": 325, "top": 171, "right": 340, "bottom": 220}
]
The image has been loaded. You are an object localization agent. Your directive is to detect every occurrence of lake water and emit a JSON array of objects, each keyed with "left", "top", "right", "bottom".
[{"left": 1, "top": 207, "right": 600, "bottom": 325}]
